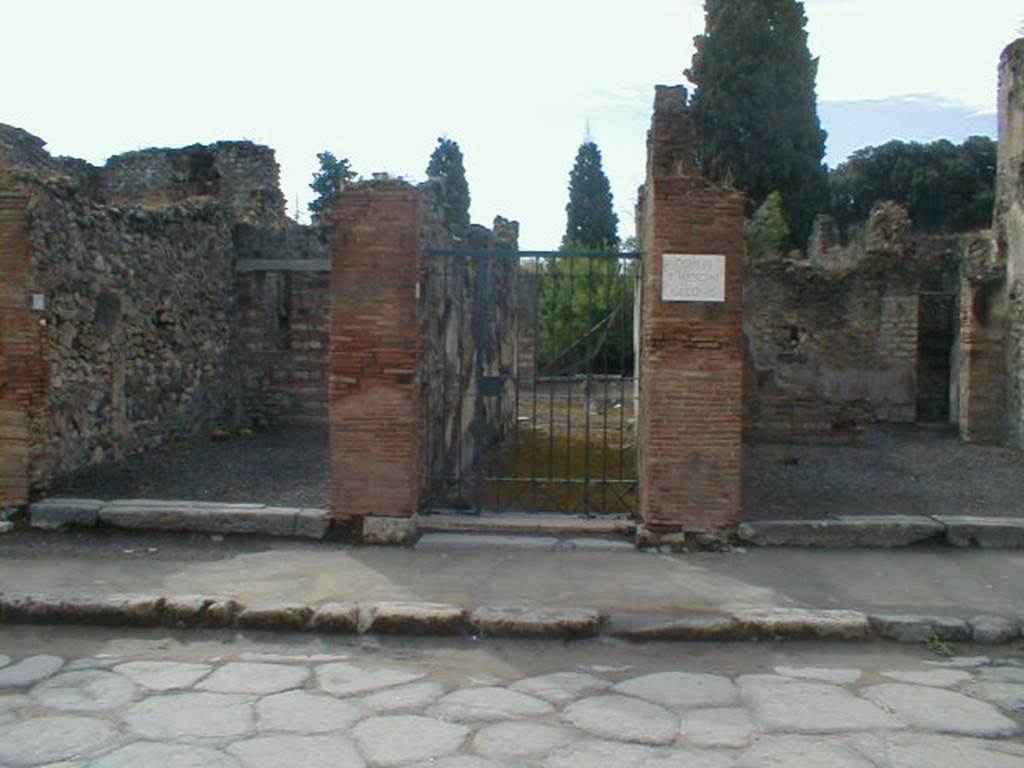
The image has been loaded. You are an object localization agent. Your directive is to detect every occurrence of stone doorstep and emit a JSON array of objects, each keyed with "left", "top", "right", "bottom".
[
  {"left": 0, "top": 594, "right": 1020, "bottom": 646},
  {"left": 418, "top": 512, "right": 636, "bottom": 537},
  {"left": 28, "top": 499, "right": 330, "bottom": 540},
  {"left": 738, "top": 516, "right": 1024, "bottom": 549}
]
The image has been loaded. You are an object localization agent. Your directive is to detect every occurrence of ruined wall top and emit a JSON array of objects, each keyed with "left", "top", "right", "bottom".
[
  {"left": 998, "top": 39, "right": 1024, "bottom": 287},
  {"left": 0, "top": 123, "right": 287, "bottom": 226},
  {"left": 647, "top": 85, "right": 702, "bottom": 179}
]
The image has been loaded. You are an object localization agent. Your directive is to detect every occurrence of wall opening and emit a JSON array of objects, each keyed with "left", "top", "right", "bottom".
[{"left": 916, "top": 293, "right": 956, "bottom": 423}]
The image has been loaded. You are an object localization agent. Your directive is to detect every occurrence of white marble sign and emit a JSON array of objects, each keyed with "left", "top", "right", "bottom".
[{"left": 662, "top": 254, "right": 726, "bottom": 303}]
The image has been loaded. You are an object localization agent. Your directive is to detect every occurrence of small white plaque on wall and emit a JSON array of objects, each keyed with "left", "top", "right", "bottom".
[{"left": 662, "top": 254, "right": 726, "bottom": 303}]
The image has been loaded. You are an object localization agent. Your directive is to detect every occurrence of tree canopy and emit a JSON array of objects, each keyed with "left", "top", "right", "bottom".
[
  {"left": 307, "top": 151, "right": 356, "bottom": 224},
  {"left": 685, "top": 0, "right": 828, "bottom": 247},
  {"left": 562, "top": 141, "right": 619, "bottom": 251},
  {"left": 828, "top": 136, "right": 997, "bottom": 236},
  {"left": 426, "top": 137, "right": 471, "bottom": 237}
]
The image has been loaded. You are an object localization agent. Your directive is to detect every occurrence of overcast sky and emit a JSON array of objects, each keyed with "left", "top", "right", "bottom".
[{"left": 2, "top": 1, "right": 1020, "bottom": 247}]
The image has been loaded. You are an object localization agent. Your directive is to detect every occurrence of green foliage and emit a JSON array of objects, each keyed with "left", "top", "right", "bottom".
[
  {"left": 828, "top": 136, "right": 997, "bottom": 235},
  {"left": 537, "top": 249, "right": 636, "bottom": 377},
  {"left": 745, "top": 191, "right": 791, "bottom": 259},
  {"left": 686, "top": 0, "right": 828, "bottom": 248},
  {"left": 308, "top": 151, "right": 356, "bottom": 224},
  {"left": 426, "top": 137, "right": 471, "bottom": 237},
  {"left": 563, "top": 141, "right": 620, "bottom": 250}
]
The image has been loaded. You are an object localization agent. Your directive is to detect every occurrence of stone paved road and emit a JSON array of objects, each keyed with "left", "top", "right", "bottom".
[{"left": 0, "top": 628, "right": 1023, "bottom": 767}]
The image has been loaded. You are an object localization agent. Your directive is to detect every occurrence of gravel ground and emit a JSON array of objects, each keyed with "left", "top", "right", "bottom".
[
  {"left": 745, "top": 423, "right": 1024, "bottom": 520},
  {"left": 46, "top": 422, "right": 1024, "bottom": 520}
]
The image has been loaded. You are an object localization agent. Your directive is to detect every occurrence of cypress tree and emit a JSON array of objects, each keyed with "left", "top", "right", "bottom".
[
  {"left": 426, "top": 137, "right": 471, "bottom": 237},
  {"left": 685, "top": 0, "right": 828, "bottom": 247},
  {"left": 308, "top": 151, "right": 356, "bottom": 224},
  {"left": 562, "top": 141, "right": 619, "bottom": 250}
]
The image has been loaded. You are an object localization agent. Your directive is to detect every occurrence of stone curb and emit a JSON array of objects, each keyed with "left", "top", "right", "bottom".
[
  {"left": 1, "top": 593, "right": 1020, "bottom": 646},
  {"left": 23, "top": 498, "right": 1024, "bottom": 549},
  {"left": 27, "top": 498, "right": 331, "bottom": 540},
  {"left": 738, "top": 516, "right": 1024, "bottom": 549}
]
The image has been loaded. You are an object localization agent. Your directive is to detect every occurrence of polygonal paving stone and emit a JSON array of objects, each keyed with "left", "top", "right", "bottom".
[
  {"left": 428, "top": 687, "right": 553, "bottom": 722},
  {"left": 562, "top": 695, "right": 678, "bottom": 745},
  {"left": 0, "top": 715, "right": 120, "bottom": 766},
  {"left": 738, "top": 735, "right": 876, "bottom": 767},
  {"left": 197, "top": 663, "right": 310, "bottom": 695},
  {"left": 979, "top": 666, "right": 1024, "bottom": 684},
  {"left": 316, "top": 662, "right": 425, "bottom": 697},
  {"left": 960, "top": 682, "right": 1024, "bottom": 712},
  {"left": 862, "top": 683, "right": 1019, "bottom": 737},
  {"left": 473, "top": 721, "right": 578, "bottom": 760},
  {"left": 642, "top": 753, "right": 736, "bottom": 768},
  {"left": 412, "top": 759, "right": 515, "bottom": 768},
  {"left": 924, "top": 656, "right": 990, "bottom": 669},
  {"left": 91, "top": 742, "right": 243, "bottom": 768},
  {"left": 0, "top": 655, "right": 65, "bottom": 687},
  {"left": 228, "top": 735, "right": 365, "bottom": 768},
  {"left": 509, "top": 672, "right": 610, "bottom": 704},
  {"left": 741, "top": 678, "right": 903, "bottom": 733},
  {"left": 613, "top": 672, "right": 739, "bottom": 711},
  {"left": 881, "top": 669, "right": 972, "bottom": 687},
  {"left": 123, "top": 692, "right": 255, "bottom": 740},
  {"left": 30, "top": 670, "right": 138, "bottom": 712},
  {"left": 0, "top": 693, "right": 32, "bottom": 711},
  {"left": 680, "top": 707, "right": 756, "bottom": 748},
  {"left": 0, "top": 654, "right": 9, "bottom": 668},
  {"left": 773, "top": 667, "right": 862, "bottom": 685},
  {"left": 543, "top": 740, "right": 665, "bottom": 768},
  {"left": 256, "top": 689, "right": 362, "bottom": 733},
  {"left": 113, "top": 661, "right": 212, "bottom": 691},
  {"left": 353, "top": 715, "right": 470, "bottom": 766},
  {"left": 858, "top": 732, "right": 1024, "bottom": 768},
  {"left": 356, "top": 682, "right": 446, "bottom": 713}
]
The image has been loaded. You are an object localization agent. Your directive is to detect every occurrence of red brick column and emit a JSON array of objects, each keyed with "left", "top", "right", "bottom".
[
  {"left": 636, "top": 87, "right": 746, "bottom": 539},
  {"left": 329, "top": 182, "right": 423, "bottom": 543},
  {"left": 0, "top": 194, "right": 34, "bottom": 513}
]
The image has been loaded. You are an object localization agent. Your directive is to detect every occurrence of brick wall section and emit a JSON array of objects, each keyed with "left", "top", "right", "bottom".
[
  {"left": 637, "top": 86, "right": 746, "bottom": 534},
  {"left": 959, "top": 279, "right": 1008, "bottom": 443},
  {"left": 0, "top": 194, "right": 42, "bottom": 512},
  {"left": 329, "top": 182, "right": 423, "bottom": 521},
  {"left": 235, "top": 268, "right": 329, "bottom": 424}
]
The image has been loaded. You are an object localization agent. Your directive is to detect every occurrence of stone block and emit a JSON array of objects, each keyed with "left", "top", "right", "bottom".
[
  {"left": 868, "top": 613, "right": 971, "bottom": 643},
  {"left": 310, "top": 602, "right": 359, "bottom": 634},
  {"left": 366, "top": 602, "right": 465, "bottom": 636},
  {"left": 934, "top": 517, "right": 1024, "bottom": 548},
  {"left": 467, "top": 606, "right": 602, "bottom": 639},
  {"left": 969, "top": 615, "right": 1022, "bottom": 644},
  {"left": 607, "top": 612, "right": 743, "bottom": 641},
  {"left": 161, "top": 595, "right": 241, "bottom": 628},
  {"left": 99, "top": 500, "right": 298, "bottom": 537},
  {"left": 737, "top": 517, "right": 944, "bottom": 548},
  {"left": 361, "top": 516, "right": 419, "bottom": 546},
  {"left": 237, "top": 603, "right": 313, "bottom": 632},
  {"left": 735, "top": 608, "right": 870, "bottom": 641},
  {"left": 294, "top": 508, "right": 331, "bottom": 539},
  {"left": 29, "top": 499, "right": 103, "bottom": 530},
  {"left": 0, "top": 593, "right": 162, "bottom": 627}
]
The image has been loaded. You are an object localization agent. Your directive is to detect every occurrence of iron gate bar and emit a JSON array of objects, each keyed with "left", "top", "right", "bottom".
[{"left": 423, "top": 248, "right": 641, "bottom": 515}]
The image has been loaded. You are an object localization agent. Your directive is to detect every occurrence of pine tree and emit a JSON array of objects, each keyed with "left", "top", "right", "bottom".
[
  {"left": 685, "top": 0, "right": 828, "bottom": 247},
  {"left": 426, "top": 137, "right": 471, "bottom": 237},
  {"left": 562, "top": 141, "right": 619, "bottom": 250},
  {"left": 308, "top": 151, "right": 356, "bottom": 224}
]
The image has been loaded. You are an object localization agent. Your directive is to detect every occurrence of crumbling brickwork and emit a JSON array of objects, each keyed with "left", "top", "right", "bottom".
[{"left": 636, "top": 85, "right": 746, "bottom": 535}]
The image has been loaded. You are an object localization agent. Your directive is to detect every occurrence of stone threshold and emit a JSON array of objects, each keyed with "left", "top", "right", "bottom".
[
  {"left": 27, "top": 498, "right": 330, "bottom": 539},
  {"left": 418, "top": 512, "right": 636, "bottom": 537},
  {"left": 0, "top": 593, "right": 1019, "bottom": 646},
  {"left": 738, "top": 516, "right": 1024, "bottom": 549}
]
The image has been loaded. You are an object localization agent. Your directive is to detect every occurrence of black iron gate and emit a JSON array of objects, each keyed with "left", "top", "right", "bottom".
[{"left": 423, "top": 249, "right": 640, "bottom": 515}]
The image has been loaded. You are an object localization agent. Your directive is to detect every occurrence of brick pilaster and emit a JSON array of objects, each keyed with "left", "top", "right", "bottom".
[
  {"left": 637, "top": 87, "right": 746, "bottom": 534},
  {"left": 329, "top": 182, "right": 423, "bottom": 524},
  {"left": 0, "top": 194, "right": 34, "bottom": 512}
]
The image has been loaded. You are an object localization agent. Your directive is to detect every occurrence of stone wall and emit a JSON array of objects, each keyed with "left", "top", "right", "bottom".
[
  {"left": 999, "top": 39, "right": 1024, "bottom": 447},
  {"left": 745, "top": 203, "right": 967, "bottom": 443},
  {"left": 0, "top": 124, "right": 323, "bottom": 494}
]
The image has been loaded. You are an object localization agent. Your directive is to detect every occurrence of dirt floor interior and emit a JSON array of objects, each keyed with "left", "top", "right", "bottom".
[{"left": 45, "top": 422, "right": 1024, "bottom": 521}]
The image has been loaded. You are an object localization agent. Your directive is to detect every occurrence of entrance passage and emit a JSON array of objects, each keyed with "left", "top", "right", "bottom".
[{"left": 423, "top": 249, "right": 640, "bottom": 515}]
